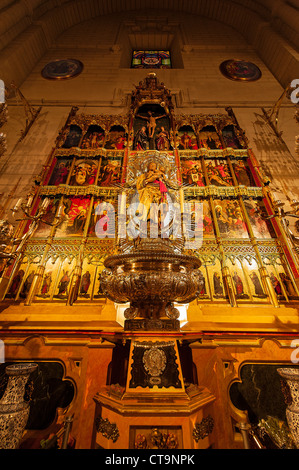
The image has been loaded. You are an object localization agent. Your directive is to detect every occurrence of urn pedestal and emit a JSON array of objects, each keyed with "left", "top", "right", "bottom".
[
  {"left": 0, "top": 362, "right": 37, "bottom": 449},
  {"left": 93, "top": 336, "right": 215, "bottom": 449}
]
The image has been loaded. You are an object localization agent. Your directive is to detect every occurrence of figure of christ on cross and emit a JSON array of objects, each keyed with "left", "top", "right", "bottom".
[{"left": 136, "top": 111, "right": 167, "bottom": 139}]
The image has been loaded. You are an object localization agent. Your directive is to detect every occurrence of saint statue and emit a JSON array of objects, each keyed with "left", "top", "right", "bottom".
[
  {"left": 134, "top": 161, "right": 178, "bottom": 223},
  {"left": 133, "top": 126, "right": 148, "bottom": 150},
  {"left": 155, "top": 126, "right": 170, "bottom": 151}
]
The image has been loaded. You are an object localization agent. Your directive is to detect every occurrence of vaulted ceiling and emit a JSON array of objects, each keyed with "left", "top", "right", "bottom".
[{"left": 0, "top": 0, "right": 298, "bottom": 88}]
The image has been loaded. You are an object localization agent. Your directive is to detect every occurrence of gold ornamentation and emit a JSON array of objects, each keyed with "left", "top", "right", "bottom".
[
  {"left": 193, "top": 415, "right": 214, "bottom": 442},
  {"left": 95, "top": 416, "right": 119, "bottom": 443},
  {"left": 143, "top": 346, "right": 167, "bottom": 378},
  {"left": 54, "top": 148, "right": 125, "bottom": 158},
  {"left": 183, "top": 185, "right": 263, "bottom": 199},
  {"left": 149, "top": 428, "right": 179, "bottom": 449},
  {"left": 39, "top": 184, "right": 120, "bottom": 198}
]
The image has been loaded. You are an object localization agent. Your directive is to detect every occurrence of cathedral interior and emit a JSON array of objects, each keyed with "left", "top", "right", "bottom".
[{"left": 0, "top": 0, "right": 299, "bottom": 451}]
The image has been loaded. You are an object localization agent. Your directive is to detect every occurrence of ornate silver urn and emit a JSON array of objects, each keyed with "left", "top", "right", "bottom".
[{"left": 100, "top": 237, "right": 203, "bottom": 330}]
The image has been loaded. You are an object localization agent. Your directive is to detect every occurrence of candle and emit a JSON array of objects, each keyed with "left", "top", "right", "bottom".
[
  {"left": 13, "top": 198, "right": 23, "bottom": 211},
  {"left": 179, "top": 188, "right": 184, "bottom": 215},
  {"left": 56, "top": 204, "right": 64, "bottom": 217},
  {"left": 119, "top": 192, "right": 126, "bottom": 217},
  {"left": 26, "top": 195, "right": 33, "bottom": 207},
  {"left": 41, "top": 197, "right": 50, "bottom": 209}
]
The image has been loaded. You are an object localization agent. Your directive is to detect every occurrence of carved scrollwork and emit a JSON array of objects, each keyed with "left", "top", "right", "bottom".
[
  {"left": 142, "top": 346, "right": 167, "bottom": 378},
  {"left": 95, "top": 416, "right": 120, "bottom": 443},
  {"left": 124, "top": 304, "right": 139, "bottom": 320},
  {"left": 98, "top": 238, "right": 202, "bottom": 328},
  {"left": 165, "top": 302, "right": 180, "bottom": 319},
  {"left": 193, "top": 415, "right": 214, "bottom": 442}
]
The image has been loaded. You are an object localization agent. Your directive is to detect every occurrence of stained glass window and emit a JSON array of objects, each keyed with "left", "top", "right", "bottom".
[{"left": 131, "top": 51, "right": 171, "bottom": 69}]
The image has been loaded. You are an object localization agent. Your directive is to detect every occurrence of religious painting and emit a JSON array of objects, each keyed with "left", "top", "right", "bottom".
[
  {"left": 278, "top": 270, "right": 299, "bottom": 300},
  {"left": 249, "top": 270, "right": 267, "bottom": 298},
  {"left": 69, "top": 159, "right": 99, "bottom": 186},
  {"left": 226, "top": 259, "right": 250, "bottom": 300},
  {"left": 198, "top": 126, "right": 223, "bottom": 150},
  {"left": 93, "top": 266, "right": 107, "bottom": 299},
  {"left": 6, "top": 269, "right": 25, "bottom": 298},
  {"left": 47, "top": 158, "right": 72, "bottom": 186},
  {"left": 131, "top": 50, "right": 171, "bottom": 69},
  {"left": 38, "top": 271, "right": 54, "bottom": 299},
  {"left": 263, "top": 262, "right": 299, "bottom": 301},
  {"left": 232, "top": 158, "right": 255, "bottom": 187},
  {"left": 41, "top": 59, "right": 84, "bottom": 80},
  {"left": 232, "top": 269, "right": 249, "bottom": 299},
  {"left": 6, "top": 262, "right": 30, "bottom": 299},
  {"left": 104, "top": 125, "right": 127, "bottom": 150},
  {"left": 176, "top": 126, "right": 198, "bottom": 150},
  {"left": 78, "top": 270, "right": 92, "bottom": 299},
  {"left": 18, "top": 269, "right": 36, "bottom": 299},
  {"left": 133, "top": 104, "right": 170, "bottom": 151},
  {"left": 33, "top": 197, "right": 61, "bottom": 238},
  {"left": 130, "top": 426, "right": 182, "bottom": 450},
  {"left": 180, "top": 158, "right": 206, "bottom": 187},
  {"left": 62, "top": 125, "right": 82, "bottom": 148},
  {"left": 221, "top": 125, "right": 242, "bottom": 149},
  {"left": 55, "top": 196, "right": 90, "bottom": 237},
  {"left": 206, "top": 260, "right": 226, "bottom": 299},
  {"left": 76, "top": 261, "right": 97, "bottom": 300},
  {"left": 213, "top": 271, "right": 225, "bottom": 298},
  {"left": 201, "top": 200, "right": 215, "bottom": 238},
  {"left": 219, "top": 60, "right": 262, "bottom": 82},
  {"left": 185, "top": 198, "right": 215, "bottom": 238},
  {"left": 81, "top": 125, "right": 105, "bottom": 149},
  {"left": 196, "top": 265, "right": 210, "bottom": 299},
  {"left": 205, "top": 160, "right": 233, "bottom": 186},
  {"left": 214, "top": 199, "right": 249, "bottom": 239},
  {"left": 35, "top": 258, "right": 61, "bottom": 300},
  {"left": 268, "top": 268, "right": 286, "bottom": 300},
  {"left": 243, "top": 198, "right": 273, "bottom": 239},
  {"left": 53, "top": 260, "right": 76, "bottom": 300},
  {"left": 97, "top": 157, "right": 122, "bottom": 187},
  {"left": 88, "top": 197, "right": 117, "bottom": 239},
  {"left": 242, "top": 259, "right": 267, "bottom": 300}
]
